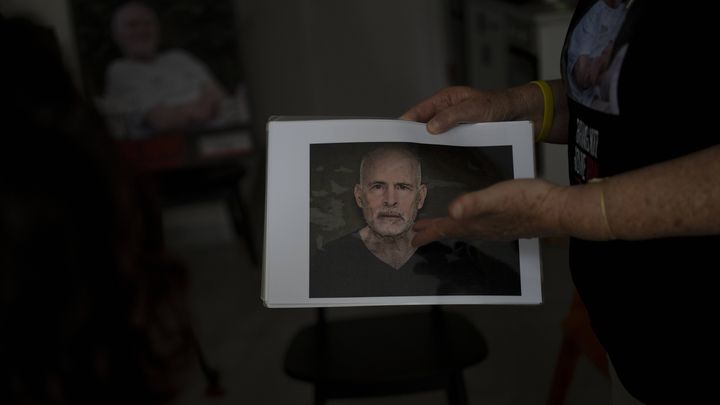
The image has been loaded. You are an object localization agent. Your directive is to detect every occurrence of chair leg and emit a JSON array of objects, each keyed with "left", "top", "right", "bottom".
[
  {"left": 313, "top": 385, "right": 327, "bottom": 405},
  {"left": 446, "top": 371, "right": 469, "bottom": 405},
  {"left": 545, "top": 336, "right": 581, "bottom": 405}
]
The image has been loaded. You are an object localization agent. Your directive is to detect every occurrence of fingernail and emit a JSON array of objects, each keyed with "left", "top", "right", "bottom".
[{"left": 427, "top": 120, "right": 439, "bottom": 134}]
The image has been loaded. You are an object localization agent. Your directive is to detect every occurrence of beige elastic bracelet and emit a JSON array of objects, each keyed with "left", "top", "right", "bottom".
[{"left": 589, "top": 177, "right": 616, "bottom": 240}]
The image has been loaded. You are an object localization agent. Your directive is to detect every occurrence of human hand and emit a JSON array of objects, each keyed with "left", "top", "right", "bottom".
[
  {"left": 399, "top": 86, "right": 516, "bottom": 134},
  {"left": 412, "top": 178, "right": 565, "bottom": 245},
  {"left": 185, "top": 98, "right": 216, "bottom": 123},
  {"left": 186, "top": 86, "right": 221, "bottom": 123},
  {"left": 598, "top": 41, "right": 614, "bottom": 70},
  {"left": 145, "top": 104, "right": 190, "bottom": 132}
]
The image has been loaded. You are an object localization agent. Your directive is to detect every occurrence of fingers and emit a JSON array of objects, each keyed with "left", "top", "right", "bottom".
[
  {"left": 449, "top": 189, "right": 493, "bottom": 220},
  {"left": 400, "top": 89, "right": 459, "bottom": 124},
  {"left": 427, "top": 98, "right": 488, "bottom": 134},
  {"left": 400, "top": 87, "right": 480, "bottom": 133},
  {"left": 399, "top": 99, "right": 436, "bottom": 123},
  {"left": 412, "top": 217, "right": 458, "bottom": 247}
]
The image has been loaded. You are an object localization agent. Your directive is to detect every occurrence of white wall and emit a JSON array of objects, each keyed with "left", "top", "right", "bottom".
[{"left": 235, "top": 0, "right": 450, "bottom": 146}]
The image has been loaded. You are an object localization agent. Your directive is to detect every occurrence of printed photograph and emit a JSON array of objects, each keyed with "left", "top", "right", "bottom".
[
  {"left": 308, "top": 142, "right": 521, "bottom": 298},
  {"left": 564, "top": 0, "right": 630, "bottom": 114}
]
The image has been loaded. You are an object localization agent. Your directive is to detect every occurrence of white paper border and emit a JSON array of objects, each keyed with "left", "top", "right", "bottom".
[{"left": 263, "top": 119, "right": 541, "bottom": 307}]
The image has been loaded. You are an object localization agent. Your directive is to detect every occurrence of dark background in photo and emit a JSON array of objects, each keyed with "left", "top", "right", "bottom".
[{"left": 309, "top": 142, "right": 519, "bottom": 271}]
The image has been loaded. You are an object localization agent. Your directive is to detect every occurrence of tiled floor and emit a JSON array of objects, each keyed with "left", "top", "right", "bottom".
[{"left": 164, "top": 198, "right": 610, "bottom": 405}]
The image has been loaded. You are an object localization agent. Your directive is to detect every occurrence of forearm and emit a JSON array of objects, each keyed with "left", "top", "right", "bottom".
[
  {"left": 202, "top": 80, "right": 227, "bottom": 101},
  {"left": 144, "top": 104, "right": 191, "bottom": 132},
  {"left": 506, "top": 79, "right": 568, "bottom": 144},
  {"left": 555, "top": 145, "right": 720, "bottom": 240}
]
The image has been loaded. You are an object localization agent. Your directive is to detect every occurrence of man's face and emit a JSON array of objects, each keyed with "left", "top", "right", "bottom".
[
  {"left": 354, "top": 150, "right": 427, "bottom": 238},
  {"left": 113, "top": 2, "right": 159, "bottom": 60}
]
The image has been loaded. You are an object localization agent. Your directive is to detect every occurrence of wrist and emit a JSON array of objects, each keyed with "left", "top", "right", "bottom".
[
  {"left": 504, "top": 82, "right": 547, "bottom": 140},
  {"left": 541, "top": 184, "right": 573, "bottom": 238},
  {"left": 557, "top": 182, "right": 617, "bottom": 241},
  {"left": 504, "top": 83, "right": 537, "bottom": 122},
  {"left": 588, "top": 177, "right": 616, "bottom": 240}
]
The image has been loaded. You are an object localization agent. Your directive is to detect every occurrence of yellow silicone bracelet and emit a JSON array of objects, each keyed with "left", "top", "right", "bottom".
[{"left": 530, "top": 80, "right": 554, "bottom": 143}]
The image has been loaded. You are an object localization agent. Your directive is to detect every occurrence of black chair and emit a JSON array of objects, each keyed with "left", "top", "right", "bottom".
[
  {"left": 118, "top": 131, "right": 260, "bottom": 267},
  {"left": 152, "top": 159, "right": 259, "bottom": 266},
  {"left": 283, "top": 306, "right": 488, "bottom": 405}
]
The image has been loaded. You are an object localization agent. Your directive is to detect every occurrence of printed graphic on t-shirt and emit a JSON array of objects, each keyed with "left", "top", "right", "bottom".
[
  {"left": 565, "top": 0, "right": 630, "bottom": 115},
  {"left": 573, "top": 118, "right": 600, "bottom": 182}
]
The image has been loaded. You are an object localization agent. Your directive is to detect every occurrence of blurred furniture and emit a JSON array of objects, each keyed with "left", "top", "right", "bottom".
[
  {"left": 464, "top": 0, "right": 573, "bottom": 89},
  {"left": 546, "top": 291, "right": 609, "bottom": 405},
  {"left": 464, "top": 0, "right": 574, "bottom": 184},
  {"left": 283, "top": 306, "right": 488, "bottom": 405},
  {"left": 116, "top": 127, "right": 259, "bottom": 266}
]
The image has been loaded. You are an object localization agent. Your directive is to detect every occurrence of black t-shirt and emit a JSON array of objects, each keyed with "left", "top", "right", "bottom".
[
  {"left": 310, "top": 231, "right": 520, "bottom": 298},
  {"left": 562, "top": 1, "right": 718, "bottom": 401}
]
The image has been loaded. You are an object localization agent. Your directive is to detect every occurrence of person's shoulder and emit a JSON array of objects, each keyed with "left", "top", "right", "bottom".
[
  {"left": 416, "top": 239, "right": 509, "bottom": 268},
  {"left": 316, "top": 231, "right": 363, "bottom": 254},
  {"left": 415, "top": 240, "right": 459, "bottom": 261},
  {"left": 416, "top": 240, "right": 521, "bottom": 295},
  {"left": 105, "top": 58, "right": 134, "bottom": 76},
  {"left": 310, "top": 231, "right": 364, "bottom": 278}
]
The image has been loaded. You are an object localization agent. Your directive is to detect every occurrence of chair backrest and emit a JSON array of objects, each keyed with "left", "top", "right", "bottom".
[{"left": 284, "top": 305, "right": 488, "bottom": 404}]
